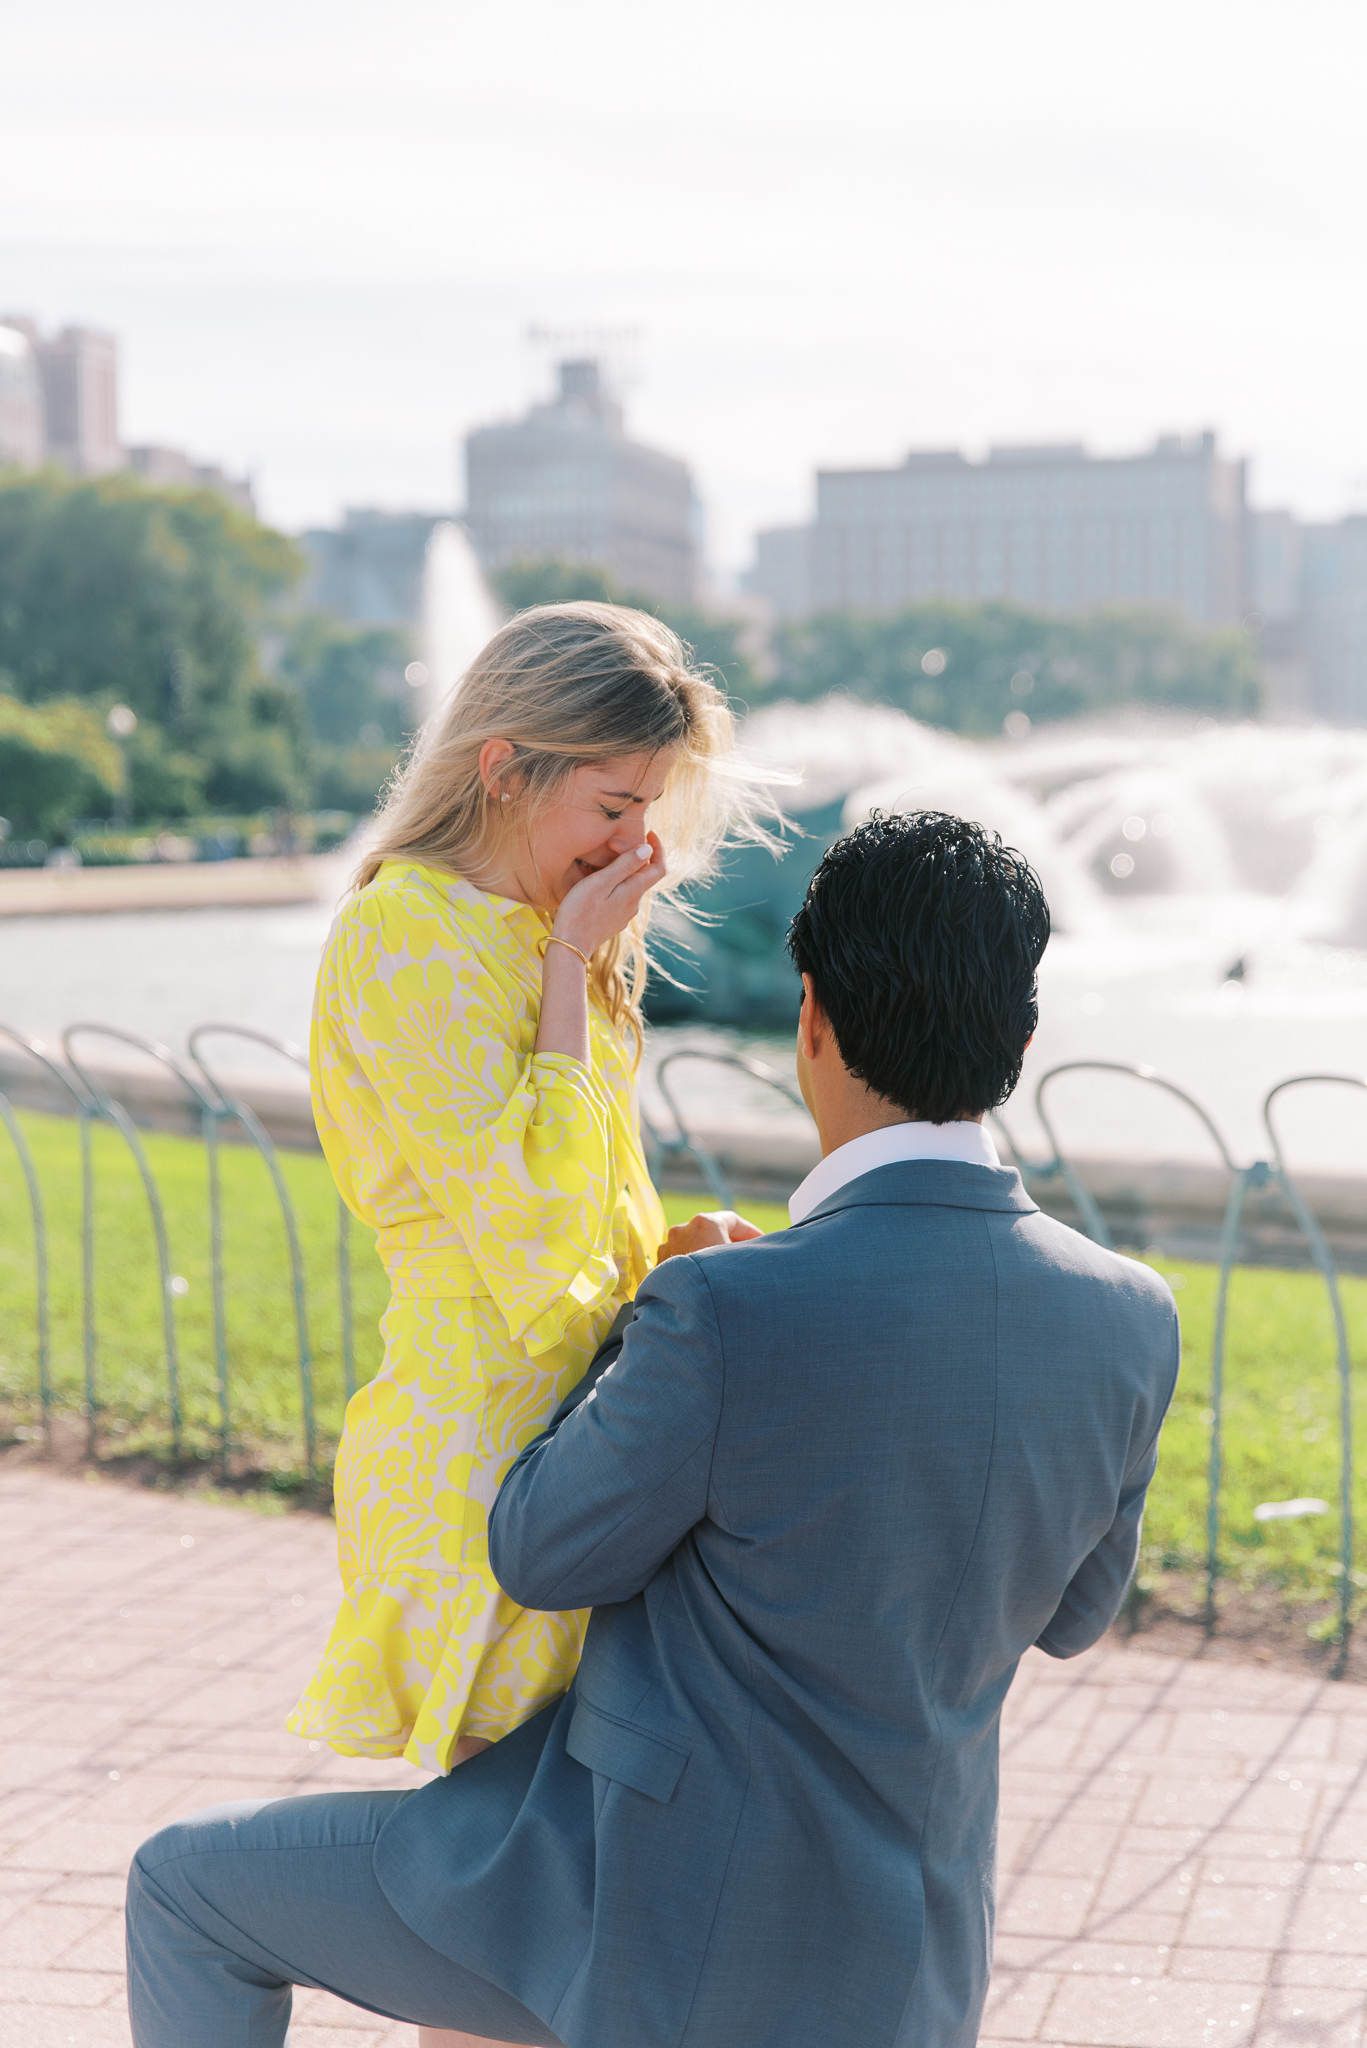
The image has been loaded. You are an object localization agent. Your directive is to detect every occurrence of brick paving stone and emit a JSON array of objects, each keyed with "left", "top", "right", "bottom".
[
  {"left": 1273, "top": 1953, "right": 1367, "bottom": 1987},
  {"left": 1089, "top": 1909, "right": 1189, "bottom": 1949},
  {"left": 1049, "top": 1971, "right": 1263, "bottom": 2046},
  {"left": 1024, "top": 1819, "right": 1128, "bottom": 1875},
  {"left": 1186, "top": 1884, "right": 1296, "bottom": 1950},
  {"left": 0, "top": 1904, "right": 108, "bottom": 1969},
  {"left": 1255, "top": 1985, "right": 1366, "bottom": 2046},
  {"left": 981, "top": 1968, "right": 1062, "bottom": 2037},
  {"left": 997, "top": 1873, "right": 1101, "bottom": 1940},
  {"left": 0, "top": 2007, "right": 140, "bottom": 2047},
  {"left": 1170, "top": 1949, "right": 1271, "bottom": 1985},
  {"left": 9, "top": 1465, "right": 1367, "bottom": 2048},
  {"left": 0, "top": 1965, "right": 123, "bottom": 2006}
]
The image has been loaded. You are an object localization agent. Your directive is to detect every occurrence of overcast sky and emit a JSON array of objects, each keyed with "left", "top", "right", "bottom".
[{"left": 3, "top": 0, "right": 1365, "bottom": 575}]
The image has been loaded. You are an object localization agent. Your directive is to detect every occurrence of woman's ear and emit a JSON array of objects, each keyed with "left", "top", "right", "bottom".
[{"left": 478, "top": 736, "right": 516, "bottom": 800}]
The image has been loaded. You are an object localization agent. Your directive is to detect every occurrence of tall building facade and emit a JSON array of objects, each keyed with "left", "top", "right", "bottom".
[
  {"left": 0, "top": 315, "right": 249, "bottom": 506},
  {"left": 125, "top": 444, "right": 255, "bottom": 515},
  {"left": 299, "top": 508, "right": 447, "bottom": 630},
  {"left": 0, "top": 323, "right": 43, "bottom": 468},
  {"left": 750, "top": 432, "right": 1246, "bottom": 626},
  {"left": 28, "top": 325, "right": 122, "bottom": 474},
  {"left": 1299, "top": 520, "right": 1367, "bottom": 724},
  {"left": 465, "top": 360, "right": 697, "bottom": 605},
  {"left": 1246, "top": 509, "right": 1367, "bottom": 723}
]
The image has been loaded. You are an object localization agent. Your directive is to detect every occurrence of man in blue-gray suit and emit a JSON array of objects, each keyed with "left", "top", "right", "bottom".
[{"left": 127, "top": 811, "right": 1179, "bottom": 2048}]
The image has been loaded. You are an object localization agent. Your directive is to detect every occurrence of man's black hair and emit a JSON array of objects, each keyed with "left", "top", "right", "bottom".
[{"left": 786, "top": 810, "right": 1050, "bottom": 1123}]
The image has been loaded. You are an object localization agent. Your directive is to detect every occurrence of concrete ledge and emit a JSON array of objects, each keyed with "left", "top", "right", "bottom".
[
  {"left": 0, "top": 854, "right": 337, "bottom": 918},
  {"left": 657, "top": 1120, "right": 1367, "bottom": 1271},
  {"left": 0, "top": 1040, "right": 321, "bottom": 1149}
]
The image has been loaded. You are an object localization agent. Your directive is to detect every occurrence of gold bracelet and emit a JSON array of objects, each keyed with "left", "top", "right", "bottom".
[{"left": 544, "top": 935, "right": 591, "bottom": 969}]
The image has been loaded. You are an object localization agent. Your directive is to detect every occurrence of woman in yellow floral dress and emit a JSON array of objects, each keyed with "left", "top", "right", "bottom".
[{"left": 288, "top": 601, "right": 761, "bottom": 1780}]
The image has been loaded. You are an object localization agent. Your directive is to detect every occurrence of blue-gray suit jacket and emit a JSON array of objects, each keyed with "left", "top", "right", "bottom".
[{"left": 374, "top": 1160, "right": 1180, "bottom": 2048}]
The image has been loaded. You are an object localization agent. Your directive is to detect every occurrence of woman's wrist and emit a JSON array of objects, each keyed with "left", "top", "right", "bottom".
[
  {"left": 550, "top": 912, "right": 598, "bottom": 958},
  {"left": 536, "top": 930, "right": 592, "bottom": 1067}
]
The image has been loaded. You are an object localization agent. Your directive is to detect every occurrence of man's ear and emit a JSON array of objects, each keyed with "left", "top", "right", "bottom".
[{"left": 798, "top": 974, "right": 820, "bottom": 1062}]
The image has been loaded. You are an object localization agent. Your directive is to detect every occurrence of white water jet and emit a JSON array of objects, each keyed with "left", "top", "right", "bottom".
[
  {"left": 419, "top": 522, "right": 503, "bottom": 719},
  {"left": 743, "top": 697, "right": 1367, "bottom": 949},
  {"left": 742, "top": 698, "right": 1097, "bottom": 931}
]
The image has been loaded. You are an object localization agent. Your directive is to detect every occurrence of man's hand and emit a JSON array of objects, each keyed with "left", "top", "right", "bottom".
[{"left": 656, "top": 1210, "right": 764, "bottom": 1263}]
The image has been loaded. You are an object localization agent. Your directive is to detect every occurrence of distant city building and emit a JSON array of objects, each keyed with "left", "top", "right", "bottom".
[
  {"left": 1299, "top": 519, "right": 1367, "bottom": 725},
  {"left": 299, "top": 508, "right": 447, "bottom": 632},
  {"left": 125, "top": 444, "right": 256, "bottom": 516},
  {"left": 0, "top": 323, "right": 43, "bottom": 468},
  {"left": 749, "top": 433, "right": 1246, "bottom": 627},
  {"left": 27, "top": 324, "right": 122, "bottom": 475},
  {"left": 1248, "top": 509, "right": 1367, "bottom": 723},
  {"left": 465, "top": 360, "right": 697, "bottom": 605},
  {"left": 0, "top": 316, "right": 250, "bottom": 511}
]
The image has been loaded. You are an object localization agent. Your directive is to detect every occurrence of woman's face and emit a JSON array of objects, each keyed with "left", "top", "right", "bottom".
[{"left": 493, "top": 745, "right": 679, "bottom": 910}]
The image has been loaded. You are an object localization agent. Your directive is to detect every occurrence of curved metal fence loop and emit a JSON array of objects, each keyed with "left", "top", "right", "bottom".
[
  {"left": 1034, "top": 1060, "right": 1262, "bottom": 1638},
  {"left": 1262, "top": 1074, "right": 1367, "bottom": 1673},
  {"left": 646, "top": 1050, "right": 808, "bottom": 1208},
  {"left": 60, "top": 1024, "right": 218, "bottom": 1461},
  {"left": 1035, "top": 1060, "right": 1242, "bottom": 1251},
  {"left": 186, "top": 1023, "right": 321, "bottom": 1477},
  {"left": 0, "top": 1028, "right": 95, "bottom": 1447}
]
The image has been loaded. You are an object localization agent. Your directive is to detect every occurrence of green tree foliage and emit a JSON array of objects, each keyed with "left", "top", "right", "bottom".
[
  {"left": 125, "top": 722, "right": 209, "bottom": 820},
  {"left": 768, "top": 601, "right": 1262, "bottom": 733},
  {"left": 274, "top": 613, "right": 410, "bottom": 811},
  {"left": 0, "top": 696, "right": 120, "bottom": 838},
  {"left": 0, "top": 471, "right": 307, "bottom": 819},
  {"left": 493, "top": 558, "right": 760, "bottom": 703}
]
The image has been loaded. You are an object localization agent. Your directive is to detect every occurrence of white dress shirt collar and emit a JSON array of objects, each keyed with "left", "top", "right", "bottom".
[{"left": 788, "top": 1120, "right": 1002, "bottom": 1226}]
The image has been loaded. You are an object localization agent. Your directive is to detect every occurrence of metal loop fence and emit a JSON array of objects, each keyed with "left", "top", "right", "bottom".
[
  {"left": 643, "top": 1050, "right": 807, "bottom": 1202},
  {"left": 0, "top": 1018, "right": 358, "bottom": 1483},
  {"left": 186, "top": 1026, "right": 328, "bottom": 1480},
  {"left": 2, "top": 1033, "right": 1365, "bottom": 1663}
]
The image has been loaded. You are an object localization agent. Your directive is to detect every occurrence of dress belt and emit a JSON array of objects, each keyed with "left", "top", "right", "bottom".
[{"left": 380, "top": 1248, "right": 491, "bottom": 1298}]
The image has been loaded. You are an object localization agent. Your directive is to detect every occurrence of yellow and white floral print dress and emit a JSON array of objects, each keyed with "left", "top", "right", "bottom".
[{"left": 286, "top": 858, "right": 665, "bottom": 1774}]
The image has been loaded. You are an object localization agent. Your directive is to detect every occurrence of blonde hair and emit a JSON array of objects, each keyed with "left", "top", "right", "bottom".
[{"left": 357, "top": 601, "right": 769, "bottom": 1043}]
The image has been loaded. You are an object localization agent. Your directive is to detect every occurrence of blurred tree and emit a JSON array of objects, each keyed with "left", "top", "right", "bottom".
[
  {"left": 276, "top": 614, "right": 408, "bottom": 746},
  {"left": 0, "top": 696, "right": 119, "bottom": 838},
  {"left": 274, "top": 613, "right": 409, "bottom": 811},
  {"left": 0, "top": 472, "right": 308, "bottom": 819},
  {"left": 493, "top": 558, "right": 761, "bottom": 704},
  {"left": 768, "top": 601, "right": 1262, "bottom": 731},
  {"left": 125, "top": 723, "right": 208, "bottom": 821}
]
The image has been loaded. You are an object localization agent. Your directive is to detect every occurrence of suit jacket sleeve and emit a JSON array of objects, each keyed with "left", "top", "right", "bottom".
[
  {"left": 488, "top": 1252, "right": 725, "bottom": 1612},
  {"left": 1034, "top": 1311, "right": 1181, "bottom": 1658}
]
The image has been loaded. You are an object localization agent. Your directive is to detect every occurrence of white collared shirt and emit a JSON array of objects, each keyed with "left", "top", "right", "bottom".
[{"left": 788, "top": 1120, "right": 1002, "bottom": 1226}]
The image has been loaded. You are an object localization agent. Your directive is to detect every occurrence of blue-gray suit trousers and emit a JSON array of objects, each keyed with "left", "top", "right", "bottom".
[{"left": 125, "top": 1789, "right": 565, "bottom": 2048}]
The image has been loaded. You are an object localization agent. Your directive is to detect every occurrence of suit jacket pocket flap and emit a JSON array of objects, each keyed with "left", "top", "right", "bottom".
[{"left": 566, "top": 1697, "right": 688, "bottom": 1803}]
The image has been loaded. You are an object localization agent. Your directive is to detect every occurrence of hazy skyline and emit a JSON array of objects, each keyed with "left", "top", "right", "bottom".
[{"left": 4, "top": 0, "right": 1366, "bottom": 576}]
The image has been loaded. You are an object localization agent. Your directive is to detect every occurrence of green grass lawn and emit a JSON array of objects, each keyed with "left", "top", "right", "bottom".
[{"left": 0, "top": 1107, "right": 1363, "bottom": 1618}]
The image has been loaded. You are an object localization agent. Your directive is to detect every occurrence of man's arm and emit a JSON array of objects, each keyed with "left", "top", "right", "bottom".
[
  {"left": 1035, "top": 1315, "right": 1181, "bottom": 1659},
  {"left": 488, "top": 1254, "right": 725, "bottom": 1613}
]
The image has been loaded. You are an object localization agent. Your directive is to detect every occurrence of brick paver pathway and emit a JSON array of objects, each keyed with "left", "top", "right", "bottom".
[{"left": 3, "top": 1468, "right": 1366, "bottom": 2047}]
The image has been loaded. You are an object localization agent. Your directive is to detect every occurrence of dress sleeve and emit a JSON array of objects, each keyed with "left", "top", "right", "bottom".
[{"left": 334, "top": 888, "right": 622, "bottom": 1354}]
